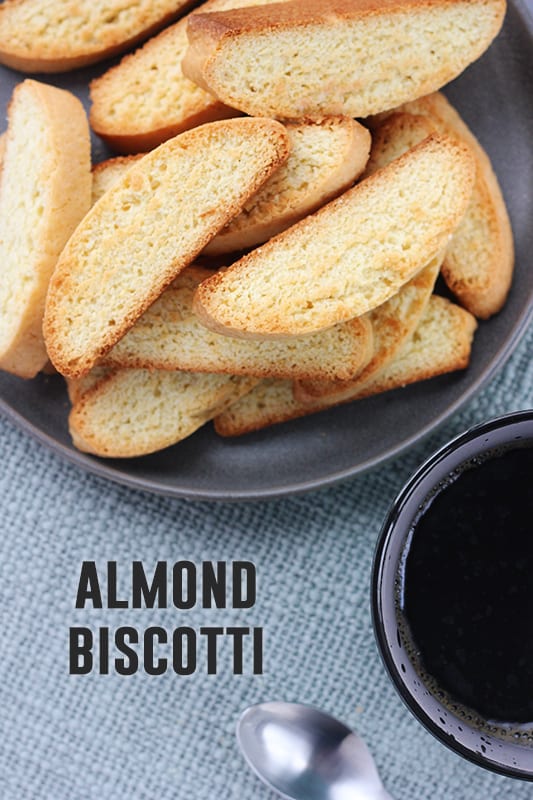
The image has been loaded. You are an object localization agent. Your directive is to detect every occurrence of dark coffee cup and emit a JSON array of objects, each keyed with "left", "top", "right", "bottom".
[{"left": 372, "top": 410, "right": 533, "bottom": 780}]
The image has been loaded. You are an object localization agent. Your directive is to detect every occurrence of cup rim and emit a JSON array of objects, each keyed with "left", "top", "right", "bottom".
[{"left": 371, "top": 409, "right": 533, "bottom": 780}]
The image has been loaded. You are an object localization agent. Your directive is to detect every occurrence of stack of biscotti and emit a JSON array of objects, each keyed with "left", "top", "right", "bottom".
[
  {"left": 89, "top": 0, "right": 506, "bottom": 152},
  {"left": 44, "top": 116, "right": 292, "bottom": 378},
  {"left": 193, "top": 135, "right": 475, "bottom": 337},
  {"left": 62, "top": 131, "right": 476, "bottom": 455},
  {"left": 59, "top": 118, "right": 372, "bottom": 457},
  {"left": 0, "top": 0, "right": 514, "bottom": 457},
  {"left": 89, "top": 0, "right": 295, "bottom": 152}
]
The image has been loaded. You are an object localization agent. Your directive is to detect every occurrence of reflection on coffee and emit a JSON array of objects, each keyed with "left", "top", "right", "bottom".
[{"left": 402, "top": 444, "right": 533, "bottom": 725}]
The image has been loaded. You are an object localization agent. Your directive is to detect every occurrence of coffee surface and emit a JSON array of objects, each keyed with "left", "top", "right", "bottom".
[{"left": 403, "top": 444, "right": 533, "bottom": 723}]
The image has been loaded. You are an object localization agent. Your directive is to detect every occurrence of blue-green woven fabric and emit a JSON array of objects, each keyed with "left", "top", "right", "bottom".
[{"left": 0, "top": 321, "right": 531, "bottom": 800}]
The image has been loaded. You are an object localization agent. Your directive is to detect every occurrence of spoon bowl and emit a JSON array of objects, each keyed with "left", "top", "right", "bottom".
[{"left": 236, "top": 701, "right": 392, "bottom": 800}]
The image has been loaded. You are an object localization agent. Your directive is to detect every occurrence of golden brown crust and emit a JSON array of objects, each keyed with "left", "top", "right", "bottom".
[
  {"left": 88, "top": 9, "right": 242, "bottom": 153},
  {"left": 188, "top": 0, "right": 477, "bottom": 38},
  {"left": 91, "top": 155, "right": 142, "bottom": 177},
  {"left": 89, "top": 0, "right": 289, "bottom": 154},
  {"left": 213, "top": 379, "right": 316, "bottom": 436},
  {"left": 65, "top": 366, "right": 115, "bottom": 405},
  {"left": 100, "top": 266, "right": 374, "bottom": 381},
  {"left": 363, "top": 112, "right": 436, "bottom": 177},
  {"left": 91, "top": 154, "right": 144, "bottom": 203},
  {"left": 93, "top": 103, "right": 241, "bottom": 155},
  {"left": 351, "top": 296, "right": 477, "bottom": 398}
]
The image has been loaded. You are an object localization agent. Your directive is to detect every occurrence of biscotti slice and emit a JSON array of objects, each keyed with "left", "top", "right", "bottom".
[
  {"left": 294, "top": 254, "right": 441, "bottom": 403},
  {"left": 102, "top": 266, "right": 374, "bottom": 380},
  {"left": 193, "top": 134, "right": 475, "bottom": 339},
  {"left": 0, "top": 79, "right": 91, "bottom": 379},
  {"left": 204, "top": 117, "right": 371, "bottom": 255},
  {"left": 214, "top": 296, "right": 477, "bottom": 436},
  {"left": 44, "top": 117, "right": 290, "bottom": 379},
  {"left": 69, "top": 369, "right": 257, "bottom": 457},
  {"left": 385, "top": 92, "right": 514, "bottom": 319},
  {"left": 89, "top": 0, "right": 290, "bottom": 153},
  {"left": 0, "top": 0, "right": 197, "bottom": 73},
  {"left": 183, "top": 0, "right": 506, "bottom": 119}
]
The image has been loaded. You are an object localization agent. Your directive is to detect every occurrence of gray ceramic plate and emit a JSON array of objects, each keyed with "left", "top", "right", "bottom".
[{"left": 0, "top": 1, "right": 532, "bottom": 501}]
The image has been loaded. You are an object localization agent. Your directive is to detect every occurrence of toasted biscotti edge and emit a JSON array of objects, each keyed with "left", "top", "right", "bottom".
[
  {"left": 88, "top": 0, "right": 294, "bottom": 153},
  {"left": 214, "top": 379, "right": 303, "bottom": 436},
  {"left": 66, "top": 365, "right": 115, "bottom": 406},
  {"left": 89, "top": 10, "right": 237, "bottom": 153},
  {"left": 0, "top": 79, "right": 91, "bottom": 378},
  {"left": 362, "top": 112, "right": 437, "bottom": 178},
  {"left": 351, "top": 296, "right": 477, "bottom": 399},
  {"left": 91, "top": 155, "right": 144, "bottom": 204}
]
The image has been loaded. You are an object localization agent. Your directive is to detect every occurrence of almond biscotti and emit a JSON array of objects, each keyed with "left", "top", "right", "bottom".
[
  {"left": 214, "top": 296, "right": 477, "bottom": 436},
  {"left": 183, "top": 0, "right": 506, "bottom": 119},
  {"left": 384, "top": 92, "right": 514, "bottom": 319},
  {"left": 44, "top": 117, "right": 290, "bottom": 379},
  {"left": 0, "top": 79, "right": 91, "bottom": 378},
  {"left": 91, "top": 118, "right": 370, "bottom": 256},
  {"left": 204, "top": 116, "right": 370, "bottom": 255},
  {"left": 69, "top": 368, "right": 257, "bottom": 457},
  {"left": 193, "top": 134, "right": 475, "bottom": 339},
  {"left": 102, "top": 266, "right": 374, "bottom": 381},
  {"left": 89, "top": 0, "right": 291, "bottom": 153},
  {"left": 0, "top": 0, "right": 197, "bottom": 73},
  {"left": 91, "top": 155, "right": 143, "bottom": 204}
]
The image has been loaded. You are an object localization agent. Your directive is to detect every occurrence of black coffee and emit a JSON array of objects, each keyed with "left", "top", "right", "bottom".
[{"left": 403, "top": 443, "right": 533, "bottom": 724}]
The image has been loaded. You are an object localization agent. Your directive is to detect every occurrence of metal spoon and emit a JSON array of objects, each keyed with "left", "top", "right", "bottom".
[{"left": 236, "top": 701, "right": 393, "bottom": 800}]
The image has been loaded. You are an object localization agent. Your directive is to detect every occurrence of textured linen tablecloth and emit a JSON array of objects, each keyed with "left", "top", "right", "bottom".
[{"left": 0, "top": 319, "right": 531, "bottom": 800}]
